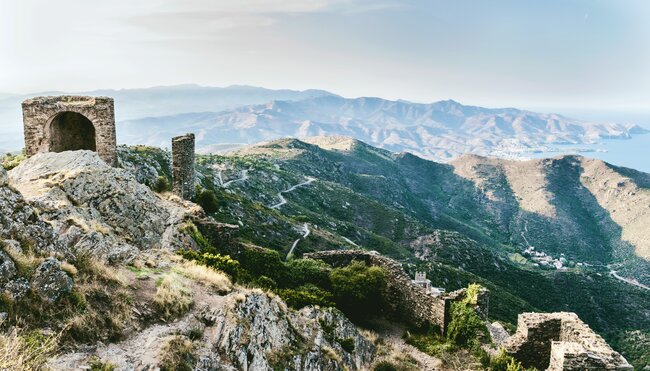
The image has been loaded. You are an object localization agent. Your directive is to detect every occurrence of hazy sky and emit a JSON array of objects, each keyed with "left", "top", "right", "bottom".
[{"left": 1, "top": 0, "right": 649, "bottom": 109}]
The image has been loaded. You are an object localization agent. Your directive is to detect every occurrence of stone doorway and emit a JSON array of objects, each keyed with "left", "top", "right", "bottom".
[{"left": 48, "top": 111, "right": 97, "bottom": 152}]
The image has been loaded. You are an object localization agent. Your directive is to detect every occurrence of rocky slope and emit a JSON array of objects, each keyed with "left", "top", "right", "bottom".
[
  {"left": 120, "top": 136, "right": 648, "bottom": 368},
  {"left": 1, "top": 151, "right": 381, "bottom": 371}
]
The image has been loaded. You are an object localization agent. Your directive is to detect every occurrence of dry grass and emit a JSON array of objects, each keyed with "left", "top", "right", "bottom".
[
  {"left": 175, "top": 261, "right": 231, "bottom": 293},
  {"left": 0, "top": 325, "right": 59, "bottom": 371},
  {"left": 60, "top": 261, "right": 78, "bottom": 277},
  {"left": 159, "top": 335, "right": 195, "bottom": 371},
  {"left": 154, "top": 273, "right": 193, "bottom": 319}
]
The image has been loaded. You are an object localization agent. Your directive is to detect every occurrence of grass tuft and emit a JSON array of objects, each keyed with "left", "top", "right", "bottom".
[{"left": 154, "top": 274, "right": 193, "bottom": 319}]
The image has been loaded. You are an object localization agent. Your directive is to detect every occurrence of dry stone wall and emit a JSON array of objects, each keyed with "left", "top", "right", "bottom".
[
  {"left": 304, "top": 250, "right": 487, "bottom": 335},
  {"left": 22, "top": 96, "right": 117, "bottom": 166},
  {"left": 172, "top": 133, "right": 196, "bottom": 200},
  {"left": 504, "top": 312, "right": 632, "bottom": 370}
]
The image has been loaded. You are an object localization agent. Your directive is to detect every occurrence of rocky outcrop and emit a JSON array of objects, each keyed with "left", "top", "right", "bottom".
[
  {"left": 504, "top": 312, "right": 632, "bottom": 370},
  {"left": 0, "top": 249, "right": 16, "bottom": 284},
  {"left": 8, "top": 151, "right": 199, "bottom": 261},
  {"left": 50, "top": 288, "right": 375, "bottom": 371},
  {"left": 204, "top": 291, "right": 375, "bottom": 370},
  {"left": 0, "top": 167, "right": 61, "bottom": 256},
  {"left": 30, "top": 258, "right": 73, "bottom": 302}
]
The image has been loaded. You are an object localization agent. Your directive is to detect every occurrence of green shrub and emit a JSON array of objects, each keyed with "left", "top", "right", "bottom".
[
  {"left": 196, "top": 189, "right": 219, "bottom": 214},
  {"left": 152, "top": 176, "right": 172, "bottom": 193},
  {"left": 489, "top": 349, "right": 530, "bottom": 371},
  {"left": 179, "top": 223, "right": 214, "bottom": 252},
  {"left": 338, "top": 337, "right": 355, "bottom": 353},
  {"left": 276, "top": 284, "right": 334, "bottom": 308},
  {"left": 239, "top": 246, "right": 286, "bottom": 283},
  {"left": 88, "top": 356, "right": 116, "bottom": 371},
  {"left": 446, "top": 300, "right": 488, "bottom": 349},
  {"left": 286, "top": 258, "right": 331, "bottom": 288},
  {"left": 373, "top": 361, "right": 398, "bottom": 371},
  {"left": 330, "top": 261, "right": 387, "bottom": 320},
  {"left": 178, "top": 250, "right": 242, "bottom": 280},
  {"left": 256, "top": 275, "right": 277, "bottom": 289}
]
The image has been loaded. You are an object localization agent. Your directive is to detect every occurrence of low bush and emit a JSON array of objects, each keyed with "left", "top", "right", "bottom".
[
  {"left": 159, "top": 335, "right": 195, "bottom": 371},
  {"left": 446, "top": 300, "right": 489, "bottom": 349},
  {"left": 195, "top": 189, "right": 219, "bottom": 214},
  {"left": 0, "top": 326, "right": 58, "bottom": 371},
  {"left": 276, "top": 284, "right": 334, "bottom": 308},
  {"left": 151, "top": 176, "right": 172, "bottom": 193},
  {"left": 154, "top": 274, "right": 193, "bottom": 319},
  {"left": 330, "top": 261, "right": 387, "bottom": 320},
  {"left": 489, "top": 349, "right": 531, "bottom": 371},
  {"left": 176, "top": 261, "right": 231, "bottom": 293}
]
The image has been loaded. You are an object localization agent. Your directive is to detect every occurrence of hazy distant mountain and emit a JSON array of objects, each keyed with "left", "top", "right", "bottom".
[
  {"left": 119, "top": 95, "right": 648, "bottom": 160},
  {"left": 0, "top": 84, "right": 335, "bottom": 150}
]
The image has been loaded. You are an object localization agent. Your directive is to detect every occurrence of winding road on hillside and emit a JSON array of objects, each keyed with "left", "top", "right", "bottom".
[
  {"left": 286, "top": 223, "right": 310, "bottom": 260},
  {"left": 269, "top": 176, "right": 316, "bottom": 209},
  {"left": 221, "top": 169, "right": 249, "bottom": 188},
  {"left": 609, "top": 269, "right": 650, "bottom": 291}
]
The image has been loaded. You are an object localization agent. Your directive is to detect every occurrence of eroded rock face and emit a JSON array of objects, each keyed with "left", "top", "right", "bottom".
[
  {"left": 0, "top": 173, "right": 60, "bottom": 256},
  {"left": 8, "top": 151, "right": 196, "bottom": 261},
  {"left": 0, "top": 250, "right": 16, "bottom": 284},
  {"left": 201, "top": 291, "right": 375, "bottom": 371},
  {"left": 50, "top": 289, "right": 375, "bottom": 371},
  {"left": 31, "top": 258, "right": 73, "bottom": 302}
]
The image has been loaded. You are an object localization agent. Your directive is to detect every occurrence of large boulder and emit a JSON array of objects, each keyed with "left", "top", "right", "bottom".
[
  {"left": 31, "top": 258, "right": 73, "bottom": 302},
  {"left": 8, "top": 151, "right": 198, "bottom": 260}
]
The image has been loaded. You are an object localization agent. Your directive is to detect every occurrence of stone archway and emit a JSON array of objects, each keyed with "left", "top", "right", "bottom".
[
  {"left": 48, "top": 111, "right": 97, "bottom": 152},
  {"left": 22, "top": 96, "right": 117, "bottom": 166}
]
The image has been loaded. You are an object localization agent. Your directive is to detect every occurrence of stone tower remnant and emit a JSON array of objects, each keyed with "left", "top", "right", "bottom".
[
  {"left": 22, "top": 96, "right": 117, "bottom": 166},
  {"left": 172, "top": 133, "right": 195, "bottom": 200}
]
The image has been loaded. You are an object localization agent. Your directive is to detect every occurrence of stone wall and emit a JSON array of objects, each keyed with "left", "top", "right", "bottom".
[
  {"left": 22, "top": 96, "right": 117, "bottom": 166},
  {"left": 504, "top": 312, "right": 632, "bottom": 370},
  {"left": 172, "top": 133, "right": 196, "bottom": 200},
  {"left": 304, "top": 250, "right": 488, "bottom": 335}
]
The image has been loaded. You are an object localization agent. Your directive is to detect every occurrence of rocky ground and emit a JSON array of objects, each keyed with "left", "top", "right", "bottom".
[{"left": 0, "top": 150, "right": 436, "bottom": 371}]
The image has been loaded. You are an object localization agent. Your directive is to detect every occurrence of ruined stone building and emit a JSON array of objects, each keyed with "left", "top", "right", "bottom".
[
  {"left": 172, "top": 133, "right": 196, "bottom": 200},
  {"left": 22, "top": 96, "right": 117, "bottom": 166}
]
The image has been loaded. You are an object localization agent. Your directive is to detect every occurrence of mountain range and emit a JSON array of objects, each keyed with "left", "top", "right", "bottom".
[
  {"left": 120, "top": 95, "right": 648, "bottom": 161},
  {"left": 1, "top": 85, "right": 647, "bottom": 164}
]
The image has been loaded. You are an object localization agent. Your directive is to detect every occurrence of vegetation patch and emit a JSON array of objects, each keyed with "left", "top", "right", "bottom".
[
  {"left": 154, "top": 273, "right": 193, "bottom": 319},
  {"left": 159, "top": 335, "right": 195, "bottom": 371}
]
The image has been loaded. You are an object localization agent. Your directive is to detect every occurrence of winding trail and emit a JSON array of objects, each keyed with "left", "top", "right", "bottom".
[
  {"left": 286, "top": 223, "right": 310, "bottom": 260},
  {"left": 520, "top": 219, "right": 533, "bottom": 249},
  {"left": 609, "top": 269, "right": 650, "bottom": 291},
  {"left": 269, "top": 176, "right": 316, "bottom": 209},
  {"left": 342, "top": 236, "right": 359, "bottom": 247},
  {"left": 221, "top": 169, "right": 249, "bottom": 188}
]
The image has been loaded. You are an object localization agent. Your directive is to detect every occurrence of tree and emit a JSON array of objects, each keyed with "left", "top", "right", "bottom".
[
  {"left": 196, "top": 189, "right": 219, "bottom": 214},
  {"left": 330, "top": 261, "right": 387, "bottom": 320}
]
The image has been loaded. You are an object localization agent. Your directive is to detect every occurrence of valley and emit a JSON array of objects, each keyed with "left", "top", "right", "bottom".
[{"left": 121, "top": 136, "right": 650, "bottom": 368}]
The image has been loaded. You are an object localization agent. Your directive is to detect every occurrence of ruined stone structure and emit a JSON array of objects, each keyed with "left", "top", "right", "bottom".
[
  {"left": 172, "top": 133, "right": 196, "bottom": 200},
  {"left": 304, "top": 250, "right": 488, "bottom": 335},
  {"left": 22, "top": 96, "right": 117, "bottom": 166},
  {"left": 504, "top": 312, "right": 632, "bottom": 370}
]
